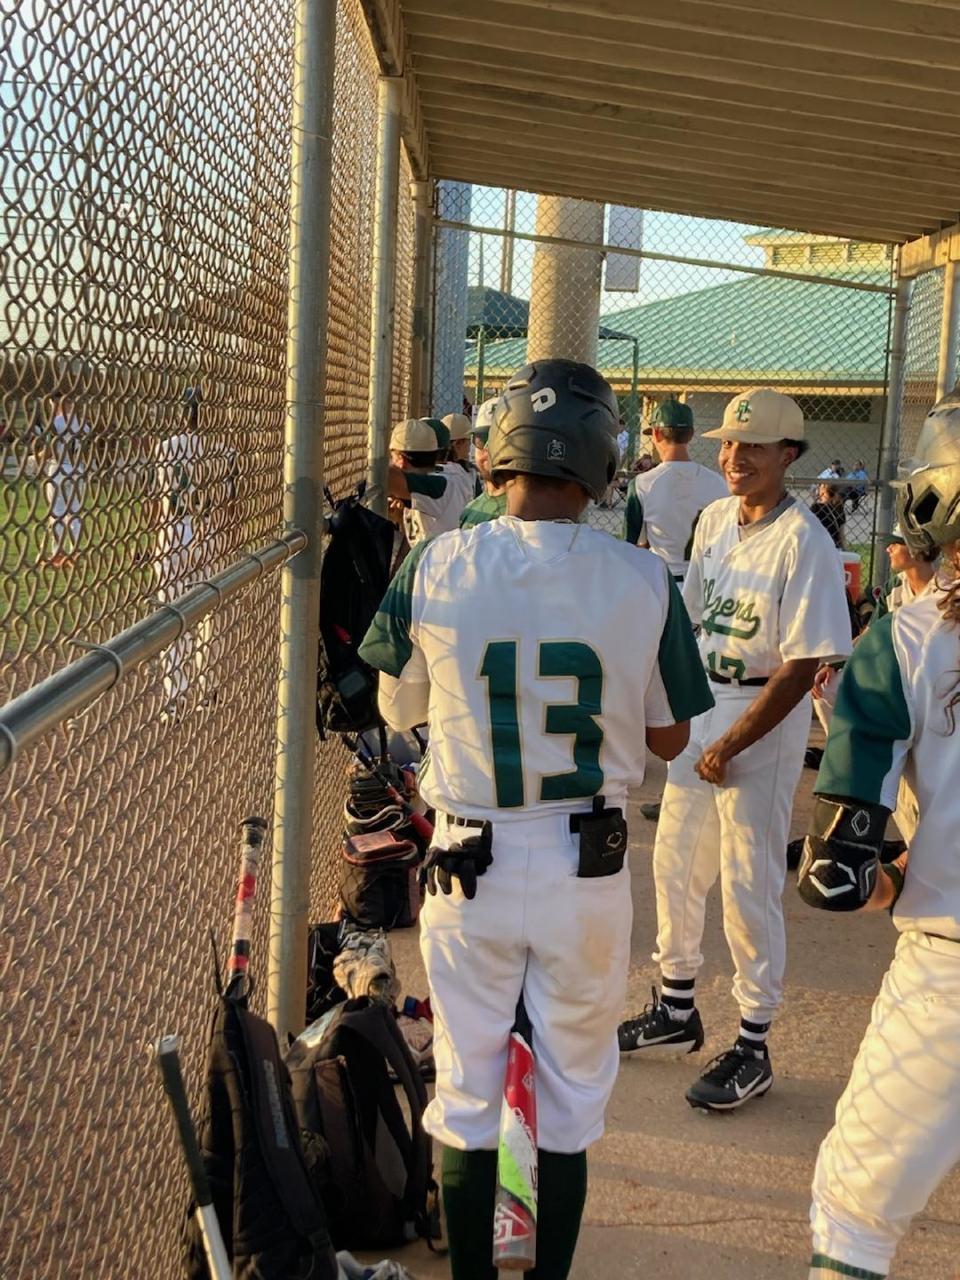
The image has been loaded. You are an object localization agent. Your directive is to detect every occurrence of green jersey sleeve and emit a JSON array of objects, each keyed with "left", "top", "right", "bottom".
[
  {"left": 646, "top": 573, "right": 714, "bottom": 725},
  {"left": 624, "top": 486, "right": 644, "bottom": 545},
  {"left": 816, "top": 612, "right": 912, "bottom": 808},
  {"left": 358, "top": 538, "right": 432, "bottom": 677}
]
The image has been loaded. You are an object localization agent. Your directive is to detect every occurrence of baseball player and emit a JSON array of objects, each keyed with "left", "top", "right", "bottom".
[
  {"left": 619, "top": 387, "right": 852, "bottom": 1111},
  {"left": 799, "top": 387, "right": 960, "bottom": 1280},
  {"left": 442, "top": 411, "right": 483, "bottom": 498},
  {"left": 458, "top": 398, "right": 506, "bottom": 528},
  {"left": 623, "top": 399, "right": 727, "bottom": 579},
  {"left": 387, "top": 418, "right": 474, "bottom": 548},
  {"left": 39, "top": 392, "right": 89, "bottom": 566},
  {"left": 624, "top": 398, "right": 727, "bottom": 822},
  {"left": 359, "top": 359, "right": 712, "bottom": 1280}
]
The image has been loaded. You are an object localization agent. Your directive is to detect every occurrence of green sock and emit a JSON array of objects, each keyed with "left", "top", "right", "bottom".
[
  {"left": 526, "top": 1149, "right": 588, "bottom": 1280},
  {"left": 441, "top": 1145, "right": 498, "bottom": 1280}
]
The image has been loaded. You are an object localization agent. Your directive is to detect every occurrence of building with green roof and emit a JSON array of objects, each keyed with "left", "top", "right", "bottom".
[{"left": 464, "top": 232, "right": 895, "bottom": 470}]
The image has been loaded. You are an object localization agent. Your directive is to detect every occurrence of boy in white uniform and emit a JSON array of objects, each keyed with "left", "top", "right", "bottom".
[
  {"left": 387, "top": 418, "right": 473, "bottom": 548},
  {"left": 619, "top": 388, "right": 852, "bottom": 1111},
  {"left": 624, "top": 399, "right": 727, "bottom": 581},
  {"left": 441, "top": 411, "right": 483, "bottom": 498},
  {"left": 800, "top": 386, "right": 960, "bottom": 1279},
  {"left": 360, "top": 360, "right": 712, "bottom": 1279}
]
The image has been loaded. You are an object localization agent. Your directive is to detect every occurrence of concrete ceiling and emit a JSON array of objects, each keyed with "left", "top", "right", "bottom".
[{"left": 391, "top": 0, "right": 960, "bottom": 244}]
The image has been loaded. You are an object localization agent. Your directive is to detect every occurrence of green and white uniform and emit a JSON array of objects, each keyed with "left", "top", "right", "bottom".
[
  {"left": 624, "top": 460, "right": 727, "bottom": 578},
  {"left": 653, "top": 495, "right": 851, "bottom": 1022},
  {"left": 458, "top": 490, "right": 506, "bottom": 528},
  {"left": 359, "top": 516, "right": 711, "bottom": 1152},
  {"left": 403, "top": 466, "right": 475, "bottom": 546},
  {"left": 809, "top": 591, "right": 960, "bottom": 1278},
  {"left": 872, "top": 569, "right": 933, "bottom": 620}
]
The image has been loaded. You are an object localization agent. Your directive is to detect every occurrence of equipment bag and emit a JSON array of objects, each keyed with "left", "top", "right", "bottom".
[
  {"left": 339, "top": 832, "right": 422, "bottom": 931},
  {"left": 317, "top": 486, "right": 395, "bottom": 736},
  {"left": 286, "top": 998, "right": 437, "bottom": 1252},
  {"left": 183, "top": 995, "right": 338, "bottom": 1280}
]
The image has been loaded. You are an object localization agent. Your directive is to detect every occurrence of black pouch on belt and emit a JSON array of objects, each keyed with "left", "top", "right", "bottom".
[{"left": 570, "top": 796, "right": 628, "bottom": 878}]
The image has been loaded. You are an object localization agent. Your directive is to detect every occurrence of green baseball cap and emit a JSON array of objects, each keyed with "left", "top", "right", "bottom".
[{"left": 642, "top": 399, "right": 694, "bottom": 435}]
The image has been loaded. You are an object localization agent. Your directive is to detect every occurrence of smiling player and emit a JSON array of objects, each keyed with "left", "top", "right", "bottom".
[{"left": 618, "top": 388, "right": 852, "bottom": 1111}]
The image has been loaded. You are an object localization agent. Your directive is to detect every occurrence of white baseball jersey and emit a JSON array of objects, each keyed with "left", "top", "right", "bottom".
[
  {"left": 359, "top": 516, "right": 713, "bottom": 820},
  {"left": 683, "top": 496, "right": 852, "bottom": 681},
  {"left": 402, "top": 465, "right": 474, "bottom": 546},
  {"left": 624, "top": 461, "right": 727, "bottom": 577},
  {"left": 819, "top": 590, "right": 960, "bottom": 938}
]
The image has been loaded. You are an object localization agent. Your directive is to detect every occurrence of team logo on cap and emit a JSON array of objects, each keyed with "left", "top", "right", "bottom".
[
  {"left": 532, "top": 388, "right": 557, "bottom": 413},
  {"left": 735, "top": 399, "right": 752, "bottom": 422},
  {"left": 546, "top": 438, "right": 566, "bottom": 461}
]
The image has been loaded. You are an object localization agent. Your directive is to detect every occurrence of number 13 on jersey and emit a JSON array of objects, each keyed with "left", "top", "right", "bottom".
[{"left": 479, "top": 640, "right": 604, "bottom": 808}]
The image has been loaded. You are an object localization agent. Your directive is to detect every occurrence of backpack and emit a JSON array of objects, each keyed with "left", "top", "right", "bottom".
[
  {"left": 339, "top": 831, "right": 422, "bottom": 930},
  {"left": 317, "top": 486, "right": 396, "bottom": 736},
  {"left": 285, "top": 999, "right": 437, "bottom": 1253},
  {"left": 183, "top": 993, "right": 338, "bottom": 1280}
]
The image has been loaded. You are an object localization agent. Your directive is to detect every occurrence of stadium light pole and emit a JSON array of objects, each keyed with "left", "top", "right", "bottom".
[
  {"left": 936, "top": 260, "right": 960, "bottom": 401},
  {"left": 269, "top": 0, "right": 336, "bottom": 1042},
  {"left": 875, "top": 273, "right": 913, "bottom": 587}
]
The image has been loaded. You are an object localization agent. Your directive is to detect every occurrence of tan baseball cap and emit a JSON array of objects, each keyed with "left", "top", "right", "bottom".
[
  {"left": 702, "top": 388, "right": 805, "bottom": 443},
  {"left": 442, "top": 412, "right": 472, "bottom": 441},
  {"left": 389, "top": 418, "right": 446, "bottom": 453}
]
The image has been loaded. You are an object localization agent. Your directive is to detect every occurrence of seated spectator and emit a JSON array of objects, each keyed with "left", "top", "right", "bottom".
[{"left": 810, "top": 482, "right": 846, "bottom": 548}]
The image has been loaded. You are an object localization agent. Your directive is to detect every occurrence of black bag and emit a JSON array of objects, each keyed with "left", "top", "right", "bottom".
[
  {"left": 285, "top": 999, "right": 437, "bottom": 1252},
  {"left": 183, "top": 995, "right": 338, "bottom": 1280},
  {"left": 339, "top": 831, "right": 421, "bottom": 930},
  {"left": 306, "top": 921, "right": 348, "bottom": 1025},
  {"left": 317, "top": 486, "right": 395, "bottom": 735}
]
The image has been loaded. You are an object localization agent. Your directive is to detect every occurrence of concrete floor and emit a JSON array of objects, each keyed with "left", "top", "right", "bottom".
[{"left": 361, "top": 742, "right": 960, "bottom": 1280}]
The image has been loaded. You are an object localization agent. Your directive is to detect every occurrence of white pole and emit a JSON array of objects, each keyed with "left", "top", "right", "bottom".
[
  {"left": 936, "top": 260, "right": 960, "bottom": 400},
  {"left": 365, "top": 77, "right": 402, "bottom": 515},
  {"left": 268, "top": 0, "right": 336, "bottom": 1042}
]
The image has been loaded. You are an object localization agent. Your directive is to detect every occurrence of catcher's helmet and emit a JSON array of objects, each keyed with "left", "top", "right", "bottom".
[
  {"left": 896, "top": 384, "right": 960, "bottom": 556},
  {"left": 487, "top": 359, "right": 619, "bottom": 502}
]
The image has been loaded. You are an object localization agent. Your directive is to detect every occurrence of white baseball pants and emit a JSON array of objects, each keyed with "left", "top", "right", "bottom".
[
  {"left": 44, "top": 466, "right": 84, "bottom": 554},
  {"left": 420, "top": 809, "right": 632, "bottom": 1153},
  {"left": 652, "top": 689, "right": 810, "bottom": 1024},
  {"left": 810, "top": 930, "right": 960, "bottom": 1278}
]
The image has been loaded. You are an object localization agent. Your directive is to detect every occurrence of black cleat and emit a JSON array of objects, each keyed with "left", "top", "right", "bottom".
[
  {"left": 619, "top": 988, "right": 704, "bottom": 1055},
  {"left": 686, "top": 1044, "right": 773, "bottom": 1111}
]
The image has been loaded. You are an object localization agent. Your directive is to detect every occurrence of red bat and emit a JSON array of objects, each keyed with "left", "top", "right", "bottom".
[
  {"left": 225, "top": 816, "right": 267, "bottom": 994},
  {"left": 493, "top": 1000, "right": 537, "bottom": 1271},
  {"left": 341, "top": 733, "right": 434, "bottom": 842}
]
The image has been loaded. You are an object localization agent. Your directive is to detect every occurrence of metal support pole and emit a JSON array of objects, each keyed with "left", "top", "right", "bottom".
[
  {"left": 628, "top": 338, "right": 640, "bottom": 468},
  {"left": 269, "top": 0, "right": 336, "bottom": 1042},
  {"left": 874, "top": 274, "right": 914, "bottom": 586},
  {"left": 476, "top": 325, "right": 486, "bottom": 407},
  {"left": 366, "top": 77, "right": 402, "bottom": 516},
  {"left": 500, "top": 189, "right": 516, "bottom": 295},
  {"left": 409, "top": 178, "right": 434, "bottom": 417},
  {"left": 936, "top": 260, "right": 960, "bottom": 400}
]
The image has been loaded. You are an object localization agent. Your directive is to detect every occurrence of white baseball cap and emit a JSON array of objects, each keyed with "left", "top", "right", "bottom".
[
  {"left": 389, "top": 418, "right": 447, "bottom": 453},
  {"left": 702, "top": 388, "right": 805, "bottom": 443},
  {"left": 441, "top": 412, "right": 472, "bottom": 441}
]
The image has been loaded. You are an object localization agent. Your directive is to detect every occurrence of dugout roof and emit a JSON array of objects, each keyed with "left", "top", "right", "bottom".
[{"left": 370, "top": 0, "right": 960, "bottom": 245}]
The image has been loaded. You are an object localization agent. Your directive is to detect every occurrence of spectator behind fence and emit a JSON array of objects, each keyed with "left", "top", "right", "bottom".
[
  {"left": 810, "top": 482, "right": 846, "bottom": 549},
  {"left": 845, "top": 458, "right": 868, "bottom": 511},
  {"left": 38, "top": 392, "right": 89, "bottom": 567}
]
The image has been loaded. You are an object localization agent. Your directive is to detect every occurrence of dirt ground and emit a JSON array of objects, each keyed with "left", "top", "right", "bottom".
[{"left": 363, "top": 722, "right": 960, "bottom": 1280}]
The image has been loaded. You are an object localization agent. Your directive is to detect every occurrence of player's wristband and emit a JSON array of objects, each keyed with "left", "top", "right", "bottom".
[{"left": 881, "top": 861, "right": 905, "bottom": 913}]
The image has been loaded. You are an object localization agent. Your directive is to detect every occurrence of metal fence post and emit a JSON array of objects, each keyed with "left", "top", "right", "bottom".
[
  {"left": 874, "top": 273, "right": 914, "bottom": 586},
  {"left": 409, "top": 178, "right": 435, "bottom": 417},
  {"left": 268, "top": 0, "right": 336, "bottom": 1042},
  {"left": 365, "top": 76, "right": 402, "bottom": 516},
  {"left": 936, "top": 260, "right": 960, "bottom": 400}
]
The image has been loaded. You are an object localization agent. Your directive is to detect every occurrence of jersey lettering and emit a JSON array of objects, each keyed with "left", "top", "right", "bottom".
[
  {"left": 479, "top": 639, "right": 605, "bottom": 808},
  {"left": 702, "top": 577, "right": 762, "bottom": 640}
]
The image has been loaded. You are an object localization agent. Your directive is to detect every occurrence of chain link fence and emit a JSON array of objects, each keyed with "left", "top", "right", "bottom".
[
  {"left": 1, "top": 0, "right": 411, "bottom": 1272},
  {"left": 432, "top": 185, "right": 897, "bottom": 578},
  {"left": 899, "top": 266, "right": 945, "bottom": 467}
]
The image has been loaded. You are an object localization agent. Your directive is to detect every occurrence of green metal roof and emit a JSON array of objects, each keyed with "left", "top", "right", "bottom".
[{"left": 466, "top": 271, "right": 893, "bottom": 386}]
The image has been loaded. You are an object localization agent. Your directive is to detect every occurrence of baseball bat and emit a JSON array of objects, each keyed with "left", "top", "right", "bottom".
[
  {"left": 340, "top": 733, "right": 434, "bottom": 842},
  {"left": 225, "top": 815, "right": 268, "bottom": 993},
  {"left": 155, "top": 1034, "right": 232, "bottom": 1280},
  {"left": 493, "top": 999, "right": 538, "bottom": 1271}
]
